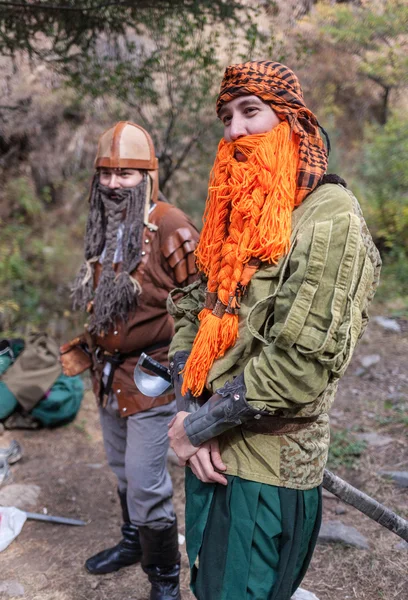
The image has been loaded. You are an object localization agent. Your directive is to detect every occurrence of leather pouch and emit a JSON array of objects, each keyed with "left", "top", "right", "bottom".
[{"left": 60, "top": 336, "right": 92, "bottom": 377}]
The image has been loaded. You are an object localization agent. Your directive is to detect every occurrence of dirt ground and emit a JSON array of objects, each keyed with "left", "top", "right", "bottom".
[{"left": 1, "top": 306, "right": 407, "bottom": 600}]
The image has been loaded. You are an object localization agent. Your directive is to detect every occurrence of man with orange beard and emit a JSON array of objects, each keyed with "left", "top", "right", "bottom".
[{"left": 167, "top": 62, "right": 381, "bottom": 599}]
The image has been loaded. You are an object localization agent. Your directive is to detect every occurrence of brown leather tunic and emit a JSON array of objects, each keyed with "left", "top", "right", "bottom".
[{"left": 89, "top": 201, "right": 199, "bottom": 417}]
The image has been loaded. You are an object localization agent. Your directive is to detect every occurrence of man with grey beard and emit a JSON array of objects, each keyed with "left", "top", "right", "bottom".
[{"left": 70, "top": 121, "right": 199, "bottom": 600}]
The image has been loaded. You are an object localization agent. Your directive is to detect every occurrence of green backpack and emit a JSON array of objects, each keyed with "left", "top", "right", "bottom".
[{"left": 0, "top": 337, "right": 84, "bottom": 427}]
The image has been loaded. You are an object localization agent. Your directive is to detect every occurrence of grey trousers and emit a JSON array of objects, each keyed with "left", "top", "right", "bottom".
[{"left": 99, "top": 395, "right": 177, "bottom": 531}]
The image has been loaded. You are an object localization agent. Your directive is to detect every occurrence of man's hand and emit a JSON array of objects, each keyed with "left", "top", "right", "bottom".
[
  {"left": 168, "top": 411, "right": 199, "bottom": 464},
  {"left": 168, "top": 413, "right": 228, "bottom": 485},
  {"left": 188, "top": 439, "right": 227, "bottom": 486}
]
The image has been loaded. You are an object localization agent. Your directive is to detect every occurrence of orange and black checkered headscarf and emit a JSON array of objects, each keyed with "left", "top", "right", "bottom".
[
  {"left": 182, "top": 61, "right": 330, "bottom": 397},
  {"left": 216, "top": 60, "right": 329, "bottom": 203}
]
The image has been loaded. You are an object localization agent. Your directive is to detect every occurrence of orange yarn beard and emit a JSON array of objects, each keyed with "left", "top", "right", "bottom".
[{"left": 182, "top": 121, "right": 300, "bottom": 397}]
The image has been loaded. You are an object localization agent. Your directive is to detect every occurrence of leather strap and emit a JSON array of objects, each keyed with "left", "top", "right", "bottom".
[{"left": 243, "top": 414, "right": 318, "bottom": 435}]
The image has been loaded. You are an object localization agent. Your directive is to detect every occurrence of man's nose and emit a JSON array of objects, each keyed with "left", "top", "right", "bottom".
[
  {"left": 229, "top": 115, "right": 247, "bottom": 141},
  {"left": 108, "top": 173, "right": 120, "bottom": 189}
]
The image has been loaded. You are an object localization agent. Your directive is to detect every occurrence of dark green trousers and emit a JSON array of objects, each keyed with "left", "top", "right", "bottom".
[{"left": 185, "top": 469, "right": 321, "bottom": 600}]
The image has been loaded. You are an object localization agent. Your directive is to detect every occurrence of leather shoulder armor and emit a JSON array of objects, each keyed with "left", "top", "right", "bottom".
[{"left": 161, "top": 226, "right": 198, "bottom": 286}]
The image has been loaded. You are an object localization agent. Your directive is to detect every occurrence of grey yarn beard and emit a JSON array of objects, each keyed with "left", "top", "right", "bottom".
[{"left": 72, "top": 174, "right": 147, "bottom": 335}]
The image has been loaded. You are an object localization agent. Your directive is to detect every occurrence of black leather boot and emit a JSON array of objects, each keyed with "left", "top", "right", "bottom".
[
  {"left": 85, "top": 489, "right": 142, "bottom": 575},
  {"left": 139, "top": 520, "right": 181, "bottom": 600}
]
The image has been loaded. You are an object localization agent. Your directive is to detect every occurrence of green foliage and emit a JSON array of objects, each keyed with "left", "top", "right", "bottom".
[
  {"left": 0, "top": 0, "right": 244, "bottom": 59},
  {"left": 65, "top": 4, "right": 280, "bottom": 196},
  {"left": 378, "top": 398, "right": 408, "bottom": 427},
  {"left": 315, "top": 0, "right": 408, "bottom": 86},
  {"left": 0, "top": 177, "right": 82, "bottom": 335},
  {"left": 307, "top": 0, "right": 408, "bottom": 125},
  {"left": 328, "top": 429, "right": 367, "bottom": 470},
  {"left": 0, "top": 2, "right": 280, "bottom": 332},
  {"left": 358, "top": 113, "right": 408, "bottom": 292}
]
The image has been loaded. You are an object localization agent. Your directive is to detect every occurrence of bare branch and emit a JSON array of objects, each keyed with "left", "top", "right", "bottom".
[
  {"left": 161, "top": 130, "right": 202, "bottom": 189},
  {"left": 0, "top": 1, "right": 176, "bottom": 11}
]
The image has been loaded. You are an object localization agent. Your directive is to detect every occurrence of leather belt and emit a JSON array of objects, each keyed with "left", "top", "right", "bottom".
[
  {"left": 243, "top": 415, "right": 318, "bottom": 436},
  {"left": 97, "top": 339, "right": 171, "bottom": 403}
]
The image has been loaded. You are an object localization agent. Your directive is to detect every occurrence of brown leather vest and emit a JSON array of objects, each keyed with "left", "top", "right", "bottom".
[{"left": 89, "top": 201, "right": 198, "bottom": 417}]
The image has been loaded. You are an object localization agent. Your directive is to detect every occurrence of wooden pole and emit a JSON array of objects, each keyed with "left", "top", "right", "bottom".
[{"left": 323, "top": 469, "right": 408, "bottom": 542}]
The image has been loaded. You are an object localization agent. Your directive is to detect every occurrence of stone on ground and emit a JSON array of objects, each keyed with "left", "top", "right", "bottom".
[
  {"left": 359, "top": 354, "right": 381, "bottom": 368},
  {"left": 0, "top": 581, "right": 25, "bottom": 597},
  {"left": 395, "top": 540, "right": 408, "bottom": 551},
  {"left": 355, "top": 432, "right": 393, "bottom": 447},
  {"left": 0, "top": 483, "right": 41, "bottom": 508},
  {"left": 378, "top": 471, "right": 408, "bottom": 488},
  {"left": 373, "top": 316, "right": 401, "bottom": 332},
  {"left": 318, "top": 520, "right": 369, "bottom": 549}
]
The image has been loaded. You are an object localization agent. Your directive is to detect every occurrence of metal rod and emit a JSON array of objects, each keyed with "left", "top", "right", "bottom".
[{"left": 25, "top": 512, "right": 86, "bottom": 526}]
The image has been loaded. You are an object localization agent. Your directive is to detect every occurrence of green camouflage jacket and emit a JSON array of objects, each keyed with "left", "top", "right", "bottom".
[{"left": 168, "top": 184, "right": 381, "bottom": 489}]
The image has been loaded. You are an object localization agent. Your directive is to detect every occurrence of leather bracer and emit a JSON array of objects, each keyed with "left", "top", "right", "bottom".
[
  {"left": 169, "top": 351, "right": 203, "bottom": 413},
  {"left": 183, "top": 373, "right": 269, "bottom": 447}
]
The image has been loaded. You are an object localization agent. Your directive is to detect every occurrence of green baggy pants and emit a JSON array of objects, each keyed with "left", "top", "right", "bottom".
[{"left": 185, "top": 469, "right": 321, "bottom": 600}]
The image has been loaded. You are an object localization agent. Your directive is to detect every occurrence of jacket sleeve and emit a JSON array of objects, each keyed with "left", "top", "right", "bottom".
[
  {"left": 167, "top": 279, "right": 205, "bottom": 359},
  {"left": 244, "top": 209, "right": 377, "bottom": 412}
]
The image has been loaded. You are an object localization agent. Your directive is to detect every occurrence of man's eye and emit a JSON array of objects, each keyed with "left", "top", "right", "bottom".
[
  {"left": 222, "top": 116, "right": 232, "bottom": 125},
  {"left": 245, "top": 107, "right": 258, "bottom": 115}
]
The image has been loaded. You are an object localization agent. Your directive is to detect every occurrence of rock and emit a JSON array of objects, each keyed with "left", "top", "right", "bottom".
[
  {"left": 395, "top": 540, "right": 408, "bottom": 551},
  {"left": 318, "top": 520, "right": 369, "bottom": 549},
  {"left": 322, "top": 489, "right": 336, "bottom": 500},
  {"left": 292, "top": 588, "right": 320, "bottom": 600},
  {"left": 0, "top": 581, "right": 25, "bottom": 597},
  {"left": 373, "top": 316, "right": 401, "bottom": 333},
  {"left": 378, "top": 471, "right": 408, "bottom": 488},
  {"left": 386, "top": 392, "right": 408, "bottom": 406},
  {"left": 0, "top": 483, "right": 40, "bottom": 508},
  {"left": 0, "top": 423, "right": 4, "bottom": 435},
  {"left": 359, "top": 354, "right": 381, "bottom": 369},
  {"left": 86, "top": 463, "right": 103, "bottom": 469},
  {"left": 355, "top": 432, "right": 393, "bottom": 447},
  {"left": 35, "top": 573, "right": 49, "bottom": 591},
  {"left": 335, "top": 505, "right": 347, "bottom": 515}
]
